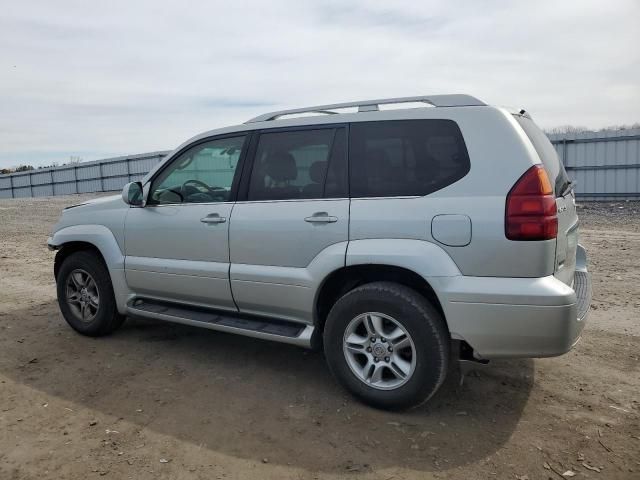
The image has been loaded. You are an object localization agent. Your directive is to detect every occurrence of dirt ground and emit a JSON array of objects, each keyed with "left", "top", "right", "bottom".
[{"left": 0, "top": 195, "right": 638, "bottom": 480}]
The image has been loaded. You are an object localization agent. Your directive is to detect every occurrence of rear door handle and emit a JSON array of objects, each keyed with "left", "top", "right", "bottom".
[
  {"left": 304, "top": 212, "right": 338, "bottom": 223},
  {"left": 200, "top": 213, "right": 227, "bottom": 224}
]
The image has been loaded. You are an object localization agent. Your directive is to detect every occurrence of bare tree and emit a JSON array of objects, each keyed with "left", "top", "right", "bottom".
[{"left": 545, "top": 123, "right": 640, "bottom": 135}]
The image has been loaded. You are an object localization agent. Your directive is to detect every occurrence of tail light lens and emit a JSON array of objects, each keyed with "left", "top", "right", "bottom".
[{"left": 505, "top": 165, "right": 558, "bottom": 240}]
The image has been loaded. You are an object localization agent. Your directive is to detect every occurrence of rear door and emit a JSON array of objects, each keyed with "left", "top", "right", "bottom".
[
  {"left": 514, "top": 115, "right": 578, "bottom": 285},
  {"left": 229, "top": 125, "right": 349, "bottom": 323}
]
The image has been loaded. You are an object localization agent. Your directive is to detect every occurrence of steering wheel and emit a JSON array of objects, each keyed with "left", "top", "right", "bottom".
[{"left": 181, "top": 179, "right": 226, "bottom": 201}]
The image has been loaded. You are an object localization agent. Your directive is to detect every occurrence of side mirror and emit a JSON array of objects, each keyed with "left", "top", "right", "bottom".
[{"left": 122, "top": 182, "right": 144, "bottom": 206}]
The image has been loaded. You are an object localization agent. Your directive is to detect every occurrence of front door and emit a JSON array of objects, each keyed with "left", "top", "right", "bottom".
[
  {"left": 229, "top": 126, "right": 349, "bottom": 323},
  {"left": 124, "top": 134, "right": 248, "bottom": 310}
]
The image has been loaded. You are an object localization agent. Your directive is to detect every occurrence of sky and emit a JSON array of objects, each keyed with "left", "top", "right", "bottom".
[{"left": 1, "top": 0, "right": 639, "bottom": 169}]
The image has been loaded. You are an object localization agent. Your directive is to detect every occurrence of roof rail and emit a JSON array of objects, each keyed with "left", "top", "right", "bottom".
[{"left": 245, "top": 94, "right": 485, "bottom": 123}]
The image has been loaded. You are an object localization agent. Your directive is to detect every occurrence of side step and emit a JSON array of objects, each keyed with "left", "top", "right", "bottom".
[{"left": 126, "top": 298, "right": 314, "bottom": 347}]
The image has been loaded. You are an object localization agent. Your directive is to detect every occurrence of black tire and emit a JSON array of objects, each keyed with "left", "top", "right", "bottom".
[
  {"left": 56, "top": 250, "right": 125, "bottom": 336},
  {"left": 323, "top": 282, "right": 449, "bottom": 410}
]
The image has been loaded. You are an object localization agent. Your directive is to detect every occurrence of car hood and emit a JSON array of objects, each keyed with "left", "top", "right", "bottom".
[{"left": 64, "top": 194, "right": 121, "bottom": 211}]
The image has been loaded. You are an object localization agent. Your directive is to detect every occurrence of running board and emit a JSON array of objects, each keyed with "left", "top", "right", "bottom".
[{"left": 126, "top": 299, "right": 314, "bottom": 348}]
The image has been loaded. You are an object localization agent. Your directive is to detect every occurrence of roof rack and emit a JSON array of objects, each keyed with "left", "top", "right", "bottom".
[{"left": 245, "top": 94, "right": 485, "bottom": 123}]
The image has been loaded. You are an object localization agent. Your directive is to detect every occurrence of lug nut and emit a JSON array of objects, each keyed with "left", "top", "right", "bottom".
[
  {"left": 384, "top": 356, "right": 390, "bottom": 362},
  {"left": 370, "top": 337, "right": 376, "bottom": 342},
  {"left": 388, "top": 346, "right": 393, "bottom": 352},
  {"left": 381, "top": 337, "right": 386, "bottom": 343},
  {"left": 374, "top": 358, "right": 380, "bottom": 363},
  {"left": 366, "top": 347, "right": 372, "bottom": 352}
]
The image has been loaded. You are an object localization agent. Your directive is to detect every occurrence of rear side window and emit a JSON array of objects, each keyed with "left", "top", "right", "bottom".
[
  {"left": 349, "top": 120, "right": 471, "bottom": 198},
  {"left": 247, "top": 128, "right": 347, "bottom": 201},
  {"left": 514, "top": 115, "right": 570, "bottom": 196}
]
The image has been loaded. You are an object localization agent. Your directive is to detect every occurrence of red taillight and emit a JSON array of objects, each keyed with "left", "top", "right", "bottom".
[{"left": 505, "top": 165, "right": 558, "bottom": 241}]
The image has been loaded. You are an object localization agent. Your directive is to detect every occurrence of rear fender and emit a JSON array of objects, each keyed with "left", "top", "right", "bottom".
[
  {"left": 346, "top": 239, "right": 461, "bottom": 326},
  {"left": 346, "top": 239, "right": 461, "bottom": 278}
]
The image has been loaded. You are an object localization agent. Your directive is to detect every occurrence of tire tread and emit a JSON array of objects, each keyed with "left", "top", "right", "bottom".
[
  {"left": 56, "top": 250, "right": 125, "bottom": 337},
  {"left": 324, "top": 281, "right": 449, "bottom": 410}
]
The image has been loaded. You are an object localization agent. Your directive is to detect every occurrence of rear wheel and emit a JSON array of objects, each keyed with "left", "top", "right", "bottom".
[
  {"left": 56, "top": 250, "right": 125, "bottom": 336},
  {"left": 323, "top": 282, "right": 449, "bottom": 410}
]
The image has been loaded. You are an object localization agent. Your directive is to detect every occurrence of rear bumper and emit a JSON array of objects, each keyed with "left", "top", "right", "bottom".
[{"left": 440, "top": 245, "right": 592, "bottom": 359}]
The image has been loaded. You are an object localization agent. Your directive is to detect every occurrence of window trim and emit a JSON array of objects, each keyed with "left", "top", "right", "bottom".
[
  {"left": 145, "top": 132, "right": 252, "bottom": 206},
  {"left": 236, "top": 123, "right": 349, "bottom": 203}
]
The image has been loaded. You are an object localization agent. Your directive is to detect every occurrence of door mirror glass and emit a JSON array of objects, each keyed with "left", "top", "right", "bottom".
[{"left": 122, "top": 182, "right": 144, "bottom": 206}]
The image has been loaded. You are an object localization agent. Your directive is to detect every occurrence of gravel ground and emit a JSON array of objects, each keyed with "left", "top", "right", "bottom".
[{"left": 0, "top": 195, "right": 638, "bottom": 480}]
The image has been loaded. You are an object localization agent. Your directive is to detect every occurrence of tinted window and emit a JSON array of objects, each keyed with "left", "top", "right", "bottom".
[
  {"left": 349, "top": 120, "right": 470, "bottom": 198},
  {"left": 247, "top": 128, "right": 347, "bottom": 200},
  {"left": 149, "top": 135, "right": 245, "bottom": 204},
  {"left": 515, "top": 115, "right": 570, "bottom": 196}
]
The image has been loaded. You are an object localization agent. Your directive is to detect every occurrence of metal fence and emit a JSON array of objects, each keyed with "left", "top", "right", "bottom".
[
  {"left": 1, "top": 128, "right": 639, "bottom": 200},
  {"left": 0, "top": 152, "right": 168, "bottom": 199},
  {"left": 548, "top": 128, "right": 640, "bottom": 201}
]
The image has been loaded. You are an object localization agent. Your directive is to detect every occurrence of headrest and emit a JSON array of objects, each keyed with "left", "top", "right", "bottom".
[
  {"left": 265, "top": 151, "right": 297, "bottom": 182},
  {"left": 308, "top": 161, "right": 327, "bottom": 184}
]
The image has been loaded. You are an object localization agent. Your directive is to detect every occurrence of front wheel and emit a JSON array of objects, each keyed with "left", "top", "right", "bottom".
[
  {"left": 323, "top": 282, "right": 449, "bottom": 410},
  {"left": 56, "top": 250, "right": 125, "bottom": 336}
]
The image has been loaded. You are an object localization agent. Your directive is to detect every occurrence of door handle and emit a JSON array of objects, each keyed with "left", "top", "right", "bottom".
[
  {"left": 304, "top": 212, "right": 338, "bottom": 224},
  {"left": 200, "top": 213, "right": 227, "bottom": 224}
]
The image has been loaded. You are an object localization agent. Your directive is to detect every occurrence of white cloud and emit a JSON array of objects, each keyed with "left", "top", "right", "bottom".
[{"left": 1, "top": 0, "right": 638, "bottom": 167}]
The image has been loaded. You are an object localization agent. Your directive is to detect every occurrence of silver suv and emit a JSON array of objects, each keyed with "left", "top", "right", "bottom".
[{"left": 48, "top": 95, "right": 591, "bottom": 409}]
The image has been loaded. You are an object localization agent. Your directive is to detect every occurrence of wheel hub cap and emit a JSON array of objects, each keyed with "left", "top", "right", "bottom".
[
  {"left": 342, "top": 312, "right": 417, "bottom": 391},
  {"left": 372, "top": 343, "right": 387, "bottom": 358},
  {"left": 65, "top": 269, "right": 100, "bottom": 323}
]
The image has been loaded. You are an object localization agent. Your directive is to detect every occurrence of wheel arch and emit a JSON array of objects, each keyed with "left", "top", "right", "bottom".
[
  {"left": 313, "top": 238, "right": 462, "bottom": 336},
  {"left": 314, "top": 264, "right": 447, "bottom": 337},
  {"left": 49, "top": 225, "right": 124, "bottom": 269},
  {"left": 54, "top": 241, "right": 107, "bottom": 279},
  {"left": 49, "top": 225, "right": 130, "bottom": 314}
]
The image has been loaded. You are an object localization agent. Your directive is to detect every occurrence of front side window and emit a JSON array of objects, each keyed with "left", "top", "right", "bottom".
[
  {"left": 247, "top": 128, "right": 347, "bottom": 201},
  {"left": 349, "top": 120, "right": 471, "bottom": 198},
  {"left": 149, "top": 135, "right": 246, "bottom": 205}
]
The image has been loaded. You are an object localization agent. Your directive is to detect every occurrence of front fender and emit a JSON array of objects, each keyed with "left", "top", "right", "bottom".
[
  {"left": 48, "top": 224, "right": 125, "bottom": 269},
  {"left": 48, "top": 225, "right": 131, "bottom": 314}
]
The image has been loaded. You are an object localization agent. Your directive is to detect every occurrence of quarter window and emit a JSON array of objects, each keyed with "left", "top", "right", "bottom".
[
  {"left": 149, "top": 135, "right": 246, "bottom": 205},
  {"left": 349, "top": 120, "right": 471, "bottom": 198}
]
